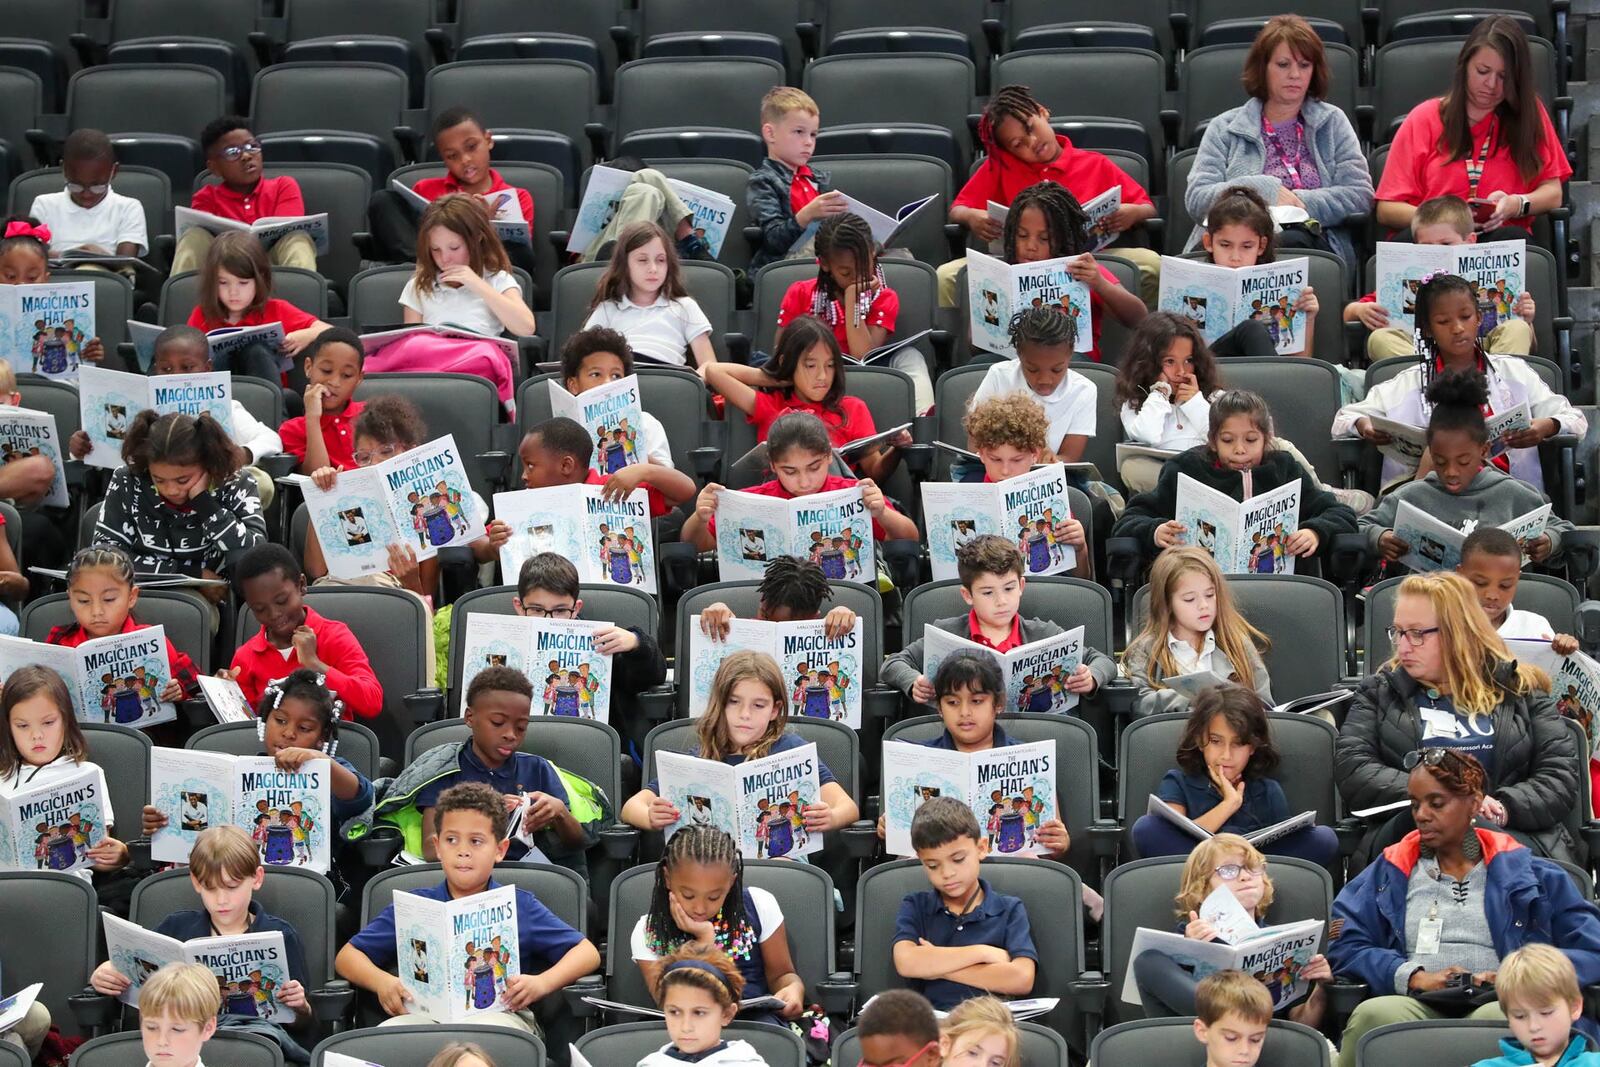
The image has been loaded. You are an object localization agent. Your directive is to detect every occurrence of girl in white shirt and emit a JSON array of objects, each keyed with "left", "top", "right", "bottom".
[
  {"left": 584, "top": 221, "right": 715, "bottom": 368},
  {"left": 1116, "top": 312, "right": 1224, "bottom": 492},
  {"left": 0, "top": 664, "right": 128, "bottom": 880}
]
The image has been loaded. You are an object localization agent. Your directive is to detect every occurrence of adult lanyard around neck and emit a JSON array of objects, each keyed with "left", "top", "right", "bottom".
[
  {"left": 1262, "top": 115, "right": 1304, "bottom": 186},
  {"left": 1466, "top": 116, "right": 1496, "bottom": 198}
]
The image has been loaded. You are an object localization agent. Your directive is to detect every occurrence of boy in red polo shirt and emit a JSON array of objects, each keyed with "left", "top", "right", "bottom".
[
  {"left": 224, "top": 543, "right": 384, "bottom": 719},
  {"left": 747, "top": 86, "right": 847, "bottom": 271},
  {"left": 277, "top": 327, "right": 366, "bottom": 473},
  {"left": 366, "top": 107, "right": 537, "bottom": 276},
  {"left": 880, "top": 534, "right": 1114, "bottom": 707},
  {"left": 175, "top": 116, "right": 318, "bottom": 274},
  {"left": 941, "top": 85, "right": 1160, "bottom": 306}
]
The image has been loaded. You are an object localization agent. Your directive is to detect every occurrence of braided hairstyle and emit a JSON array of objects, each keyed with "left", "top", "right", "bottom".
[
  {"left": 1413, "top": 272, "right": 1484, "bottom": 376},
  {"left": 1413, "top": 747, "right": 1488, "bottom": 800},
  {"left": 1006, "top": 305, "right": 1077, "bottom": 355},
  {"left": 979, "top": 85, "right": 1047, "bottom": 157},
  {"left": 257, "top": 667, "right": 343, "bottom": 756},
  {"left": 65, "top": 545, "right": 136, "bottom": 590},
  {"left": 757, "top": 555, "right": 834, "bottom": 620},
  {"left": 812, "top": 213, "right": 881, "bottom": 323},
  {"left": 1003, "top": 181, "right": 1091, "bottom": 263},
  {"left": 643, "top": 825, "right": 755, "bottom": 962}
]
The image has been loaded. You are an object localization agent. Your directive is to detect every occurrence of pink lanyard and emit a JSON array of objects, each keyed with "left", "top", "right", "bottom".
[{"left": 1262, "top": 116, "right": 1305, "bottom": 186}]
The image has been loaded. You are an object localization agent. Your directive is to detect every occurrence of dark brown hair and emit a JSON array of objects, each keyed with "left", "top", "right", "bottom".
[
  {"left": 198, "top": 231, "right": 271, "bottom": 325},
  {"left": 1241, "top": 16, "right": 1330, "bottom": 101},
  {"left": 433, "top": 781, "right": 509, "bottom": 839},
  {"left": 1115, "top": 311, "right": 1223, "bottom": 410},
  {"left": 1205, "top": 186, "right": 1276, "bottom": 261},
  {"left": 955, "top": 533, "right": 1025, "bottom": 586},
  {"left": 121, "top": 410, "right": 244, "bottom": 480},
  {"left": 590, "top": 221, "right": 688, "bottom": 310},
  {"left": 0, "top": 665, "right": 89, "bottom": 778},
  {"left": 1439, "top": 16, "right": 1546, "bottom": 184},
  {"left": 1175, "top": 683, "right": 1280, "bottom": 779}
]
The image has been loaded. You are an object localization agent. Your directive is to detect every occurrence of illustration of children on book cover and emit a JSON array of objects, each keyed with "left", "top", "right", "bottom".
[
  {"left": 547, "top": 375, "right": 644, "bottom": 473},
  {"left": 0, "top": 765, "right": 106, "bottom": 871},
  {"left": 795, "top": 492, "right": 874, "bottom": 582},
  {"left": 686, "top": 618, "right": 864, "bottom": 728},
  {"left": 8, "top": 280, "right": 94, "bottom": 381},
  {"left": 1376, "top": 240, "right": 1525, "bottom": 335},
  {"left": 458, "top": 615, "right": 613, "bottom": 722},
  {"left": 714, "top": 486, "right": 874, "bottom": 583},
  {"left": 972, "top": 745, "right": 1056, "bottom": 857},
  {"left": 781, "top": 647, "right": 861, "bottom": 727},
  {"left": 1004, "top": 633, "right": 1084, "bottom": 715},
  {"left": 235, "top": 761, "right": 329, "bottom": 872},
  {"left": 1551, "top": 654, "right": 1600, "bottom": 753},
  {"left": 78, "top": 627, "right": 177, "bottom": 728},
  {"left": 0, "top": 407, "right": 67, "bottom": 507},
  {"left": 189, "top": 937, "right": 295, "bottom": 1023},
  {"left": 393, "top": 885, "right": 521, "bottom": 1022},
  {"left": 493, "top": 484, "right": 658, "bottom": 594},
  {"left": 589, "top": 499, "right": 655, "bottom": 591},
  {"left": 381, "top": 438, "right": 481, "bottom": 551},
  {"left": 738, "top": 748, "right": 822, "bottom": 860}
]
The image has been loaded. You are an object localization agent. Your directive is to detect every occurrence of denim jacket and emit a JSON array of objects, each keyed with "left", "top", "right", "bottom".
[{"left": 747, "top": 157, "right": 832, "bottom": 270}]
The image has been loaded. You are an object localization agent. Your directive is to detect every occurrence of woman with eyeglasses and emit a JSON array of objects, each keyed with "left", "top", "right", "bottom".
[
  {"left": 1335, "top": 570, "right": 1578, "bottom": 867},
  {"left": 1132, "top": 832, "right": 1332, "bottom": 1029},
  {"left": 1328, "top": 748, "right": 1600, "bottom": 1067}
]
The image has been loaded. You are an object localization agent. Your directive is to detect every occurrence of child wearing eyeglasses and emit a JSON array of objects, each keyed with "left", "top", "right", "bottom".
[
  {"left": 173, "top": 115, "right": 318, "bottom": 274},
  {"left": 1131, "top": 832, "right": 1331, "bottom": 1028},
  {"left": 28, "top": 128, "right": 147, "bottom": 264},
  {"left": 855, "top": 989, "right": 942, "bottom": 1067}
]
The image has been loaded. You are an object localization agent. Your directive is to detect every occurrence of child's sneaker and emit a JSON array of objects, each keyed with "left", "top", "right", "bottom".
[{"left": 1331, "top": 486, "right": 1375, "bottom": 515}]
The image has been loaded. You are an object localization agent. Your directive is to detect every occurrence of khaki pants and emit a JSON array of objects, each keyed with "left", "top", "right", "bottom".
[
  {"left": 580, "top": 169, "right": 691, "bottom": 263},
  {"left": 172, "top": 228, "right": 318, "bottom": 275},
  {"left": 0, "top": 1000, "right": 49, "bottom": 1057},
  {"left": 1366, "top": 318, "right": 1533, "bottom": 361},
  {"left": 1337, "top": 996, "right": 1504, "bottom": 1067},
  {"left": 378, "top": 1006, "right": 541, "bottom": 1035},
  {"left": 937, "top": 243, "right": 1161, "bottom": 309},
  {"left": 245, "top": 465, "right": 275, "bottom": 511}
]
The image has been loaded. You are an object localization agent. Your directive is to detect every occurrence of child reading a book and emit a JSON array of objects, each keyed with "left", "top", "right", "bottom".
[
  {"left": 583, "top": 221, "right": 716, "bottom": 369},
  {"left": 1345, "top": 195, "right": 1537, "bottom": 361},
  {"left": 0, "top": 665, "right": 127, "bottom": 877},
  {"left": 1334, "top": 272, "right": 1584, "bottom": 492},
  {"left": 892, "top": 795, "right": 1038, "bottom": 1010},
  {"left": 91, "top": 825, "right": 313, "bottom": 1058},
  {"left": 1122, "top": 547, "right": 1273, "bottom": 716},
  {"left": 0, "top": 215, "right": 107, "bottom": 367},
  {"left": 636, "top": 944, "right": 773, "bottom": 1066},
  {"left": 135, "top": 962, "right": 221, "bottom": 1067},
  {"left": 1131, "top": 683, "right": 1339, "bottom": 866},
  {"left": 1191, "top": 970, "right": 1274, "bottom": 1067},
  {"left": 748, "top": 86, "right": 843, "bottom": 272},
  {"left": 1134, "top": 833, "right": 1331, "bottom": 1025},
  {"left": 45, "top": 546, "right": 200, "bottom": 702},
  {"left": 373, "top": 666, "right": 593, "bottom": 876},
  {"left": 507, "top": 415, "right": 693, "bottom": 518},
  {"left": 1361, "top": 370, "right": 1570, "bottom": 566},
  {"left": 628, "top": 824, "right": 805, "bottom": 1027},
  {"left": 855, "top": 990, "right": 941, "bottom": 1067},
  {"left": 223, "top": 544, "right": 383, "bottom": 718},
  {"left": 946, "top": 86, "right": 1160, "bottom": 305},
  {"left": 1196, "top": 187, "right": 1319, "bottom": 358},
  {"left": 696, "top": 555, "right": 860, "bottom": 644},
  {"left": 703, "top": 314, "right": 908, "bottom": 483},
  {"left": 967, "top": 306, "right": 1095, "bottom": 465},
  {"left": 960, "top": 392, "right": 1091, "bottom": 578},
  {"left": 276, "top": 327, "right": 364, "bottom": 474},
  {"left": 1111, "top": 390, "right": 1356, "bottom": 561},
  {"left": 1469, "top": 944, "right": 1600, "bottom": 1067},
  {"left": 338, "top": 782, "right": 601, "bottom": 1031},
  {"left": 1459, "top": 528, "right": 1579, "bottom": 651},
  {"left": 882, "top": 535, "right": 1115, "bottom": 707},
  {"left": 554, "top": 326, "right": 677, "bottom": 469},
  {"left": 682, "top": 411, "right": 918, "bottom": 551},
  {"left": 29, "top": 129, "right": 147, "bottom": 263},
  {"left": 621, "top": 650, "right": 859, "bottom": 837},
  {"left": 93, "top": 411, "right": 267, "bottom": 596},
  {"left": 185, "top": 232, "right": 331, "bottom": 382},
  {"left": 176, "top": 117, "right": 317, "bottom": 274},
  {"left": 773, "top": 213, "right": 932, "bottom": 411},
  {"left": 364, "top": 195, "right": 534, "bottom": 410},
  {"left": 939, "top": 996, "right": 1022, "bottom": 1067}
]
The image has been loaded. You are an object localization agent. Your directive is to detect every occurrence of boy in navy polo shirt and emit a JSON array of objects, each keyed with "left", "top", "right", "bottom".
[
  {"left": 881, "top": 535, "right": 1115, "bottom": 708},
  {"left": 89, "top": 826, "right": 314, "bottom": 1060},
  {"left": 373, "top": 667, "right": 590, "bottom": 874},
  {"left": 892, "top": 796, "right": 1037, "bottom": 1011},
  {"left": 337, "top": 782, "right": 600, "bottom": 1033}
]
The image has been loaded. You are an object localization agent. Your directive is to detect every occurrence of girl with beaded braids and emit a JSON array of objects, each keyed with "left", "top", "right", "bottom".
[
  {"left": 628, "top": 824, "right": 805, "bottom": 1028},
  {"left": 139, "top": 668, "right": 375, "bottom": 843},
  {"left": 1333, "top": 271, "right": 1584, "bottom": 492}
]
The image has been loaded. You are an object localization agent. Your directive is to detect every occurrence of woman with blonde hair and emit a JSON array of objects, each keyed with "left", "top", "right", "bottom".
[
  {"left": 1133, "top": 833, "right": 1331, "bottom": 1027},
  {"left": 1336, "top": 570, "right": 1576, "bottom": 864},
  {"left": 939, "top": 995, "right": 1021, "bottom": 1067}
]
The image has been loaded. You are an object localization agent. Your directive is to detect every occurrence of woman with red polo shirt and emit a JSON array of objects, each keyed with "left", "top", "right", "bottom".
[
  {"left": 1376, "top": 15, "right": 1570, "bottom": 241},
  {"left": 186, "top": 231, "right": 333, "bottom": 385}
]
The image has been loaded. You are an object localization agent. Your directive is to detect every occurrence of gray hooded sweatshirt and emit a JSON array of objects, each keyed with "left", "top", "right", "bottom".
[{"left": 1359, "top": 466, "right": 1571, "bottom": 562}]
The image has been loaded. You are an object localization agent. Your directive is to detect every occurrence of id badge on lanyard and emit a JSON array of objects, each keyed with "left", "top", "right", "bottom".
[{"left": 1416, "top": 901, "right": 1444, "bottom": 955}]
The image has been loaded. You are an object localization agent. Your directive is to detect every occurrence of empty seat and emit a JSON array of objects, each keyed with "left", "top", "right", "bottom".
[
  {"left": 0, "top": 0, "right": 86, "bottom": 109},
  {"left": 88, "top": 0, "right": 261, "bottom": 113},
  {"left": 804, "top": 52, "right": 976, "bottom": 175},
  {"left": 612, "top": 56, "right": 784, "bottom": 159},
  {"left": 819, "top": 0, "right": 997, "bottom": 86},
  {"left": 264, "top": 0, "right": 438, "bottom": 105},
  {"left": 1191, "top": 0, "right": 1366, "bottom": 49},
  {"left": 451, "top": 0, "right": 624, "bottom": 92},
  {"left": 251, "top": 62, "right": 408, "bottom": 186},
  {"left": 640, "top": 0, "right": 810, "bottom": 83},
  {"left": 49, "top": 64, "right": 225, "bottom": 192}
]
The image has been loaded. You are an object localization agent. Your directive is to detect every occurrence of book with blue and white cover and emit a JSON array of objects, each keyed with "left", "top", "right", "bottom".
[
  {"left": 0, "top": 627, "right": 176, "bottom": 727},
  {"left": 921, "top": 465, "right": 1076, "bottom": 581},
  {"left": 0, "top": 405, "right": 67, "bottom": 507},
  {"left": 567, "top": 165, "right": 734, "bottom": 257},
  {"left": 1158, "top": 256, "right": 1309, "bottom": 354},
  {"left": 78, "top": 365, "right": 234, "bottom": 469},
  {"left": 966, "top": 250, "right": 1093, "bottom": 356},
  {"left": 546, "top": 375, "right": 647, "bottom": 474},
  {"left": 1174, "top": 473, "right": 1300, "bottom": 574},
  {"left": 103, "top": 912, "right": 296, "bottom": 1022},
  {"left": 1375, "top": 239, "right": 1526, "bottom": 335},
  {"left": 0, "top": 763, "right": 106, "bottom": 872},
  {"left": 148, "top": 748, "right": 331, "bottom": 872},
  {"left": 3, "top": 280, "right": 94, "bottom": 381},
  {"left": 881, "top": 738, "right": 1057, "bottom": 858},
  {"left": 1390, "top": 500, "right": 1549, "bottom": 573},
  {"left": 391, "top": 883, "right": 520, "bottom": 1023},
  {"left": 656, "top": 743, "right": 822, "bottom": 860},
  {"left": 455, "top": 613, "right": 613, "bottom": 722},
  {"left": 685, "top": 616, "right": 865, "bottom": 728},
  {"left": 494, "top": 484, "right": 658, "bottom": 594},
  {"left": 713, "top": 484, "right": 875, "bottom": 583},
  {"left": 921, "top": 625, "right": 1085, "bottom": 715}
]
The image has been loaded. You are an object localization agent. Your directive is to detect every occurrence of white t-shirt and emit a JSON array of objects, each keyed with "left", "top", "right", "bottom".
[
  {"left": 1499, "top": 608, "right": 1556, "bottom": 641},
  {"left": 1120, "top": 388, "right": 1220, "bottom": 451},
  {"left": 0, "top": 754, "right": 115, "bottom": 882},
  {"left": 399, "top": 270, "right": 522, "bottom": 337},
  {"left": 29, "top": 189, "right": 148, "bottom": 256},
  {"left": 629, "top": 885, "right": 783, "bottom": 960},
  {"left": 970, "top": 360, "right": 1096, "bottom": 453},
  {"left": 637, "top": 411, "right": 674, "bottom": 468},
  {"left": 583, "top": 293, "right": 712, "bottom": 367}
]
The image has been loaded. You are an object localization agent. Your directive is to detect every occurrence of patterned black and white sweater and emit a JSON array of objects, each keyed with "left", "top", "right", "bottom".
[{"left": 93, "top": 467, "right": 267, "bottom": 577}]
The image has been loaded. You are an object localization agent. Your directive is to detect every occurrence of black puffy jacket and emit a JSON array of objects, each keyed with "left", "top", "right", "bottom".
[{"left": 1334, "top": 663, "right": 1580, "bottom": 864}]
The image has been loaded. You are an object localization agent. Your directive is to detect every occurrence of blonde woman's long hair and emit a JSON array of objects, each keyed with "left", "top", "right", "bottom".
[
  {"left": 1387, "top": 571, "right": 1548, "bottom": 721},
  {"left": 1175, "top": 834, "right": 1274, "bottom": 921},
  {"left": 695, "top": 650, "right": 788, "bottom": 761},
  {"left": 1135, "top": 547, "right": 1268, "bottom": 686},
  {"left": 940, "top": 996, "right": 1021, "bottom": 1067}
]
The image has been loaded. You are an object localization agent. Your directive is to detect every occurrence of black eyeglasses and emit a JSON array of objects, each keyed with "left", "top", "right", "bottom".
[
  {"left": 1403, "top": 748, "right": 1461, "bottom": 771},
  {"left": 1387, "top": 625, "right": 1441, "bottom": 647},
  {"left": 216, "top": 141, "right": 262, "bottom": 161},
  {"left": 522, "top": 605, "right": 575, "bottom": 619}
]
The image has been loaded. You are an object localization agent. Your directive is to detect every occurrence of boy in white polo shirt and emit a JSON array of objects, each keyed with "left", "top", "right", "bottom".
[{"left": 29, "top": 128, "right": 148, "bottom": 263}]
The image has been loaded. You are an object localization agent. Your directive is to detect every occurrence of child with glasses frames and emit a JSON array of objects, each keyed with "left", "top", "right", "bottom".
[
  {"left": 27, "top": 128, "right": 147, "bottom": 267},
  {"left": 174, "top": 115, "right": 318, "bottom": 274},
  {"left": 856, "top": 989, "right": 941, "bottom": 1067},
  {"left": 1132, "top": 832, "right": 1331, "bottom": 1028}
]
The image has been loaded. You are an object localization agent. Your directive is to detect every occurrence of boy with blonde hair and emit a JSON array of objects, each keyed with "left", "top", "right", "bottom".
[
  {"left": 748, "top": 86, "right": 846, "bottom": 270},
  {"left": 1192, "top": 970, "right": 1273, "bottom": 1067},
  {"left": 1472, "top": 944, "right": 1600, "bottom": 1066},
  {"left": 1344, "top": 194, "right": 1537, "bottom": 360},
  {"left": 138, "top": 962, "right": 222, "bottom": 1067}
]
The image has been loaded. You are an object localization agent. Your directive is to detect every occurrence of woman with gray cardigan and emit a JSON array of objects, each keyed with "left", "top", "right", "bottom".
[{"left": 1184, "top": 15, "right": 1374, "bottom": 274}]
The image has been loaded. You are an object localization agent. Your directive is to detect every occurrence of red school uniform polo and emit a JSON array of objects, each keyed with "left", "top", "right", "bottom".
[
  {"left": 775, "top": 277, "right": 899, "bottom": 351},
  {"left": 278, "top": 398, "right": 367, "bottom": 471},
  {"left": 187, "top": 297, "right": 317, "bottom": 337},
  {"left": 47, "top": 615, "right": 201, "bottom": 699},
  {"left": 411, "top": 168, "right": 535, "bottom": 227},
  {"left": 953, "top": 133, "right": 1154, "bottom": 214},
  {"left": 966, "top": 609, "right": 1024, "bottom": 653},
  {"left": 706, "top": 474, "right": 897, "bottom": 540},
  {"left": 789, "top": 164, "right": 821, "bottom": 215},
  {"left": 189, "top": 175, "right": 307, "bottom": 225},
  {"left": 229, "top": 606, "right": 384, "bottom": 719},
  {"left": 747, "top": 390, "right": 876, "bottom": 447}
]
